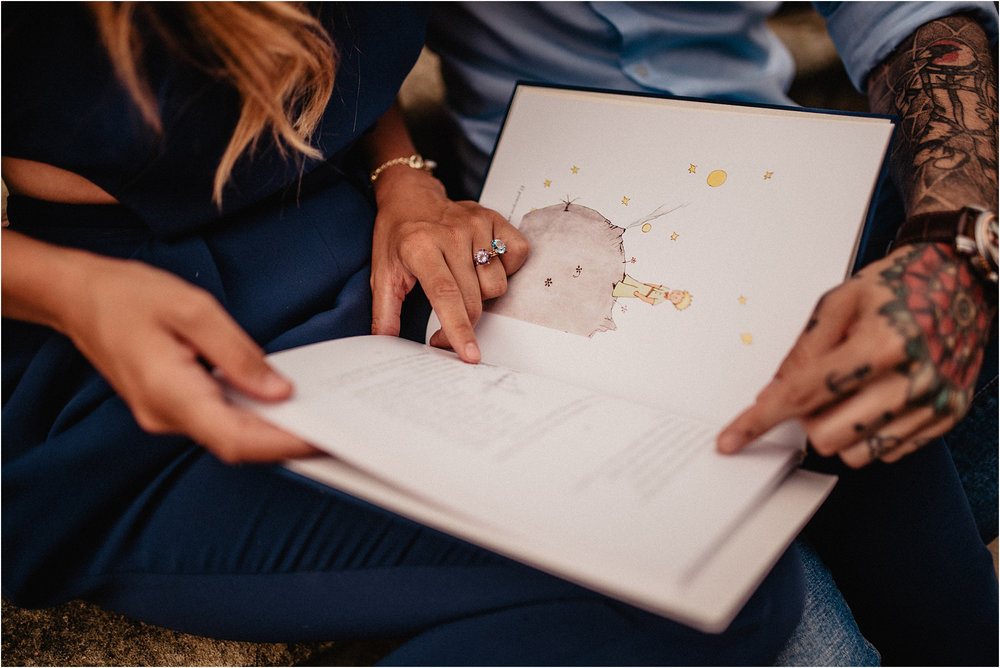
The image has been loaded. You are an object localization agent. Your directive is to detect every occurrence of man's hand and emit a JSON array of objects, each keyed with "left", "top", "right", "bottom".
[
  {"left": 718, "top": 242, "right": 994, "bottom": 467},
  {"left": 721, "top": 13, "right": 999, "bottom": 468}
]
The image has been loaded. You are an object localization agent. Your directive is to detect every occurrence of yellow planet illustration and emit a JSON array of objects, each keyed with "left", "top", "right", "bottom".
[{"left": 707, "top": 169, "right": 727, "bottom": 187}]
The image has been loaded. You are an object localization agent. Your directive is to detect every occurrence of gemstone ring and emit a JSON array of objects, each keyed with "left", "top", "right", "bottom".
[{"left": 474, "top": 239, "right": 507, "bottom": 266}]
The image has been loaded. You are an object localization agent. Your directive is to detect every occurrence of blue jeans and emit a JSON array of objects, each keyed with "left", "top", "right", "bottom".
[{"left": 774, "top": 541, "right": 879, "bottom": 666}]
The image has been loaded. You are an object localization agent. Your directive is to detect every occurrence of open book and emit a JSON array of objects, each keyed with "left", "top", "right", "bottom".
[{"left": 235, "top": 84, "right": 895, "bottom": 632}]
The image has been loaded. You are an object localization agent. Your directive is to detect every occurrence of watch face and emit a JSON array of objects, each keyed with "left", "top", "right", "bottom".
[{"left": 976, "top": 212, "right": 999, "bottom": 272}]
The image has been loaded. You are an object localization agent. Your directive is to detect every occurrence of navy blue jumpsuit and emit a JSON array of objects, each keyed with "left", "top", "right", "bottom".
[{"left": 1, "top": 3, "right": 804, "bottom": 664}]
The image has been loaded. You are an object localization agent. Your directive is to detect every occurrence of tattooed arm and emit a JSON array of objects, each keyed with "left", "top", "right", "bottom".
[
  {"left": 718, "top": 14, "right": 997, "bottom": 467},
  {"left": 869, "top": 14, "right": 997, "bottom": 215}
]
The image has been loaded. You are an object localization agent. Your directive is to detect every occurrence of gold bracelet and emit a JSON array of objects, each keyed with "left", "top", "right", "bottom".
[{"left": 369, "top": 154, "right": 437, "bottom": 183}]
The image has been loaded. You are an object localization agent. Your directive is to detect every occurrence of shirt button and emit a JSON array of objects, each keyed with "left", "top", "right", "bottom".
[{"left": 634, "top": 64, "right": 649, "bottom": 78}]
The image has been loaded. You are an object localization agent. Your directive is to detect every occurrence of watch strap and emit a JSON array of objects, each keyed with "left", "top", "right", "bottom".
[
  {"left": 893, "top": 209, "right": 970, "bottom": 248},
  {"left": 894, "top": 206, "right": 999, "bottom": 285}
]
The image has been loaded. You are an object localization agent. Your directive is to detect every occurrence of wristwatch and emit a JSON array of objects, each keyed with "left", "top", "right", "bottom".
[{"left": 893, "top": 205, "right": 999, "bottom": 284}]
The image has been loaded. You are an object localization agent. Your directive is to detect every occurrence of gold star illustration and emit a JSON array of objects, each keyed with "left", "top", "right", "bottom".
[
  {"left": 543, "top": 179, "right": 552, "bottom": 188},
  {"left": 621, "top": 196, "right": 631, "bottom": 206},
  {"left": 738, "top": 295, "right": 747, "bottom": 305},
  {"left": 670, "top": 232, "right": 679, "bottom": 241},
  {"left": 570, "top": 166, "right": 580, "bottom": 174},
  {"left": 741, "top": 333, "right": 754, "bottom": 345},
  {"left": 763, "top": 171, "right": 774, "bottom": 180},
  {"left": 688, "top": 164, "right": 697, "bottom": 174}
]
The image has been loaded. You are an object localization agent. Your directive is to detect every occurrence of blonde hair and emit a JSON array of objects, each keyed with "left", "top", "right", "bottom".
[
  {"left": 90, "top": 1, "right": 337, "bottom": 206},
  {"left": 672, "top": 290, "right": 693, "bottom": 311}
]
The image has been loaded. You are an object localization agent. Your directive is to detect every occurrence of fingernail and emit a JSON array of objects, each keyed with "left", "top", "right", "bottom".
[
  {"left": 464, "top": 342, "right": 481, "bottom": 363},
  {"left": 717, "top": 431, "right": 744, "bottom": 454},
  {"left": 262, "top": 370, "right": 293, "bottom": 396}
]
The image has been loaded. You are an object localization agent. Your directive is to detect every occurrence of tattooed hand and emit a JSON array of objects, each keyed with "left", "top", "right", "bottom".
[
  {"left": 717, "top": 242, "right": 995, "bottom": 467},
  {"left": 718, "top": 14, "right": 998, "bottom": 467}
]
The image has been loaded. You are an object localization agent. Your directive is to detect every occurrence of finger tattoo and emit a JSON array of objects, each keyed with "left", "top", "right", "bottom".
[
  {"left": 854, "top": 411, "right": 896, "bottom": 435},
  {"left": 804, "top": 293, "right": 828, "bottom": 333},
  {"left": 826, "top": 365, "right": 873, "bottom": 396},
  {"left": 867, "top": 434, "right": 905, "bottom": 459}
]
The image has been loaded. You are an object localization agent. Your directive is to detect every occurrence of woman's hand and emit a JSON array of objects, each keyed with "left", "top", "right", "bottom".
[
  {"left": 717, "top": 242, "right": 994, "bottom": 467},
  {"left": 2, "top": 230, "right": 315, "bottom": 463},
  {"left": 370, "top": 167, "right": 528, "bottom": 363}
]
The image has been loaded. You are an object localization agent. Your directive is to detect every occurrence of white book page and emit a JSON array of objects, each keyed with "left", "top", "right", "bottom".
[
  {"left": 237, "top": 335, "right": 802, "bottom": 577},
  {"left": 441, "top": 85, "right": 894, "bottom": 425},
  {"left": 285, "top": 453, "right": 835, "bottom": 633}
]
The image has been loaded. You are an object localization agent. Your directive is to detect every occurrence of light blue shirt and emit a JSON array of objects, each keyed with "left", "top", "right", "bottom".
[{"left": 426, "top": 1, "right": 998, "bottom": 196}]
